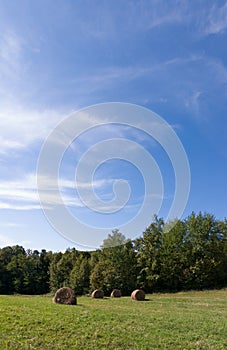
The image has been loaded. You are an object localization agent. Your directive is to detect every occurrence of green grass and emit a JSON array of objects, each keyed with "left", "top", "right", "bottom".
[{"left": 0, "top": 290, "right": 226, "bottom": 350}]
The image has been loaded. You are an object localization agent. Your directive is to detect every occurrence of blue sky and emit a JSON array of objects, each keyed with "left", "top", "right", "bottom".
[{"left": 0, "top": 0, "right": 227, "bottom": 251}]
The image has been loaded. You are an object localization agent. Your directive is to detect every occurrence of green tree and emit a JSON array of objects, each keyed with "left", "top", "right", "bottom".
[
  {"left": 70, "top": 252, "right": 91, "bottom": 295},
  {"left": 22, "top": 252, "right": 40, "bottom": 294},
  {"left": 6, "top": 252, "right": 26, "bottom": 293},
  {"left": 37, "top": 249, "right": 52, "bottom": 294},
  {"left": 182, "top": 212, "right": 227, "bottom": 289},
  {"left": 101, "top": 229, "right": 127, "bottom": 248},
  {"left": 0, "top": 261, "right": 10, "bottom": 294},
  {"left": 0, "top": 247, "right": 14, "bottom": 293},
  {"left": 49, "top": 249, "right": 78, "bottom": 292},
  {"left": 135, "top": 216, "right": 164, "bottom": 292},
  {"left": 158, "top": 219, "right": 188, "bottom": 291},
  {"left": 49, "top": 252, "right": 63, "bottom": 292},
  {"left": 90, "top": 240, "right": 137, "bottom": 295}
]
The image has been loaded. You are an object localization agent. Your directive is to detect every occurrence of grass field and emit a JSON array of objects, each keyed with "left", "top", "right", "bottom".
[{"left": 0, "top": 290, "right": 226, "bottom": 350}]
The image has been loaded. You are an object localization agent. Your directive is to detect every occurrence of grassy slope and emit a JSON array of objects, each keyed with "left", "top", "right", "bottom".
[{"left": 0, "top": 290, "right": 226, "bottom": 350}]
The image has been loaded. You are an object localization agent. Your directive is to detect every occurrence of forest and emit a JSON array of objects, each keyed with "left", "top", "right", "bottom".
[{"left": 0, "top": 212, "right": 227, "bottom": 295}]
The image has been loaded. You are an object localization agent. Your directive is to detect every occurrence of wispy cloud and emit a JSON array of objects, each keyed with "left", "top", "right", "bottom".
[
  {"left": 0, "top": 233, "right": 16, "bottom": 246},
  {"left": 0, "top": 106, "right": 66, "bottom": 154},
  {"left": 206, "top": 57, "right": 227, "bottom": 84},
  {"left": 0, "top": 30, "right": 24, "bottom": 78},
  {"left": 184, "top": 91, "right": 202, "bottom": 112},
  {"left": 0, "top": 222, "right": 24, "bottom": 228},
  {"left": 140, "top": 1, "right": 188, "bottom": 30},
  {"left": 203, "top": 3, "right": 227, "bottom": 35},
  {"left": 0, "top": 174, "right": 41, "bottom": 210},
  {"left": 64, "top": 55, "right": 203, "bottom": 101},
  {"left": 81, "top": 1, "right": 189, "bottom": 36},
  {"left": 0, "top": 173, "right": 115, "bottom": 210},
  {"left": 135, "top": 2, "right": 227, "bottom": 37},
  {"left": 0, "top": 202, "right": 41, "bottom": 210},
  {"left": 0, "top": 51, "right": 223, "bottom": 163},
  {"left": 0, "top": 233, "right": 31, "bottom": 247}
]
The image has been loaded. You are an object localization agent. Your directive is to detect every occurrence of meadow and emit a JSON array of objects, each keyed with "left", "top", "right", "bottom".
[{"left": 0, "top": 290, "right": 226, "bottom": 350}]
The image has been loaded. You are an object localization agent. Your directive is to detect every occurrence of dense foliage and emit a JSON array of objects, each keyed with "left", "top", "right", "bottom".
[{"left": 0, "top": 212, "right": 227, "bottom": 295}]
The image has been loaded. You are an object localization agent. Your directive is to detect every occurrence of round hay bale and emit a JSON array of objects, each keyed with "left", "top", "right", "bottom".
[
  {"left": 92, "top": 289, "right": 104, "bottom": 298},
  {"left": 53, "top": 287, "right": 77, "bottom": 305},
  {"left": 110, "top": 289, "right": 122, "bottom": 298},
  {"left": 131, "top": 289, "right": 145, "bottom": 301}
]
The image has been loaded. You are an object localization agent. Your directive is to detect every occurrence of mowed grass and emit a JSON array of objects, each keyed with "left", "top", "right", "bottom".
[{"left": 0, "top": 290, "right": 226, "bottom": 350}]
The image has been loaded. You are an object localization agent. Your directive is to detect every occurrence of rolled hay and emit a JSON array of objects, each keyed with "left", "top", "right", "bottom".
[
  {"left": 92, "top": 289, "right": 104, "bottom": 298},
  {"left": 110, "top": 289, "right": 122, "bottom": 298},
  {"left": 131, "top": 289, "right": 145, "bottom": 301},
  {"left": 53, "top": 287, "right": 77, "bottom": 305}
]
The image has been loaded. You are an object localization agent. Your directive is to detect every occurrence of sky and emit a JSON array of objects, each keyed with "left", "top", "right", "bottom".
[{"left": 0, "top": 0, "right": 227, "bottom": 251}]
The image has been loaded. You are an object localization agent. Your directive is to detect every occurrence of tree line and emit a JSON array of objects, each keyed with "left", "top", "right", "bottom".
[{"left": 0, "top": 212, "right": 227, "bottom": 295}]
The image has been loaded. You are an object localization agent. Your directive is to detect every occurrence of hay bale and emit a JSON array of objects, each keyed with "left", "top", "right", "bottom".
[
  {"left": 131, "top": 289, "right": 145, "bottom": 301},
  {"left": 110, "top": 289, "right": 122, "bottom": 298},
  {"left": 53, "top": 287, "right": 77, "bottom": 305},
  {"left": 92, "top": 289, "right": 104, "bottom": 298}
]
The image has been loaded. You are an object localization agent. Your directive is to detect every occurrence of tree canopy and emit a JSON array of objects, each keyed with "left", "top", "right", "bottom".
[{"left": 0, "top": 212, "right": 226, "bottom": 295}]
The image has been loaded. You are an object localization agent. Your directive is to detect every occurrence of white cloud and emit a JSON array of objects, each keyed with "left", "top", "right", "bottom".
[
  {"left": 0, "top": 173, "right": 114, "bottom": 211},
  {"left": 139, "top": 2, "right": 227, "bottom": 37},
  {"left": 144, "top": 4, "right": 188, "bottom": 30},
  {"left": 204, "top": 3, "right": 227, "bottom": 35},
  {"left": 184, "top": 91, "right": 202, "bottom": 113},
  {"left": 0, "top": 54, "right": 206, "bottom": 157},
  {"left": 206, "top": 58, "right": 227, "bottom": 84},
  {"left": 59, "top": 177, "right": 110, "bottom": 190},
  {"left": 70, "top": 1, "right": 186, "bottom": 40},
  {"left": 0, "top": 222, "right": 23, "bottom": 228},
  {"left": 0, "top": 30, "right": 24, "bottom": 78},
  {"left": 0, "top": 233, "right": 15, "bottom": 246},
  {"left": 66, "top": 55, "right": 203, "bottom": 100},
  {"left": 0, "top": 173, "right": 42, "bottom": 210},
  {"left": 0, "top": 233, "right": 31, "bottom": 248},
  {"left": 0, "top": 105, "right": 66, "bottom": 153},
  {"left": 0, "top": 202, "right": 41, "bottom": 210},
  {"left": 0, "top": 170, "right": 146, "bottom": 213}
]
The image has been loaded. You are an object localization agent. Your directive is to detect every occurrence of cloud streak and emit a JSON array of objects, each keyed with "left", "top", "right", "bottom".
[
  {"left": 0, "top": 106, "right": 66, "bottom": 153},
  {"left": 0, "top": 173, "right": 119, "bottom": 211},
  {"left": 203, "top": 2, "right": 227, "bottom": 35},
  {"left": 0, "top": 30, "right": 24, "bottom": 78},
  {"left": 0, "top": 233, "right": 31, "bottom": 248}
]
